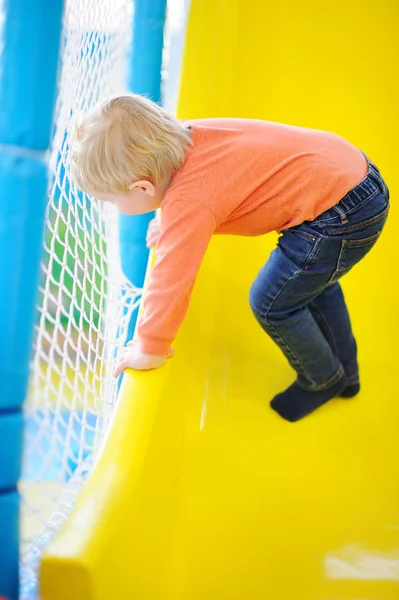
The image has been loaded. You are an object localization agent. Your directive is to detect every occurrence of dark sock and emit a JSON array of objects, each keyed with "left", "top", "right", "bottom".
[
  {"left": 271, "top": 374, "right": 347, "bottom": 422},
  {"left": 340, "top": 382, "right": 361, "bottom": 398}
]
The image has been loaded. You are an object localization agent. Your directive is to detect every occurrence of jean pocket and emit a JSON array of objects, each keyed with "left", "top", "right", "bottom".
[
  {"left": 278, "top": 229, "right": 320, "bottom": 270},
  {"left": 324, "top": 198, "right": 389, "bottom": 236},
  {"left": 328, "top": 230, "right": 382, "bottom": 283}
]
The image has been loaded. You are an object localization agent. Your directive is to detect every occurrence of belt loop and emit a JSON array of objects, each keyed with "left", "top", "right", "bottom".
[
  {"left": 333, "top": 203, "right": 349, "bottom": 224},
  {"left": 370, "top": 166, "right": 387, "bottom": 196}
]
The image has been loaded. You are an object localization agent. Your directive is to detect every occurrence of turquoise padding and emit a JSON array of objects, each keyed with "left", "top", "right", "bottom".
[
  {"left": 0, "top": 491, "right": 19, "bottom": 600},
  {"left": 0, "top": 412, "right": 23, "bottom": 491},
  {"left": 119, "top": 0, "right": 167, "bottom": 343},
  {"left": 0, "top": 1, "right": 64, "bottom": 597}
]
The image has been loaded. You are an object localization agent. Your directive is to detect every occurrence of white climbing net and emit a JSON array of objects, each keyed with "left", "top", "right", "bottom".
[{"left": 19, "top": 0, "right": 140, "bottom": 595}]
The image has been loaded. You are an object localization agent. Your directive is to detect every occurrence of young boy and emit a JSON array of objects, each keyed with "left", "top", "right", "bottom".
[{"left": 70, "top": 94, "right": 390, "bottom": 422}]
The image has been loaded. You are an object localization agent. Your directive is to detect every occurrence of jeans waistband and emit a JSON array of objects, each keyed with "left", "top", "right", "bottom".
[{"left": 334, "top": 154, "right": 387, "bottom": 215}]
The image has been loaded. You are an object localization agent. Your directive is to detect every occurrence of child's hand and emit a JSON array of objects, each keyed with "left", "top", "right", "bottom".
[
  {"left": 146, "top": 216, "right": 161, "bottom": 248},
  {"left": 114, "top": 341, "right": 172, "bottom": 377}
]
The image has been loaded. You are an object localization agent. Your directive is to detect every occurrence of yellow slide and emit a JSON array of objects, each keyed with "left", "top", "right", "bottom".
[{"left": 41, "top": 1, "right": 399, "bottom": 598}]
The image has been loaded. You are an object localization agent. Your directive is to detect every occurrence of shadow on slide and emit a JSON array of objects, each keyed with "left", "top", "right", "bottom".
[{"left": 41, "top": 0, "right": 399, "bottom": 598}]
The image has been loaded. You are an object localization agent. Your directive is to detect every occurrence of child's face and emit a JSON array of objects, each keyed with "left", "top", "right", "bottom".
[{"left": 96, "top": 178, "right": 168, "bottom": 216}]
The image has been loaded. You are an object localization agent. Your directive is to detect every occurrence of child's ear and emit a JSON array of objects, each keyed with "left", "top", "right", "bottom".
[{"left": 129, "top": 180, "right": 155, "bottom": 196}]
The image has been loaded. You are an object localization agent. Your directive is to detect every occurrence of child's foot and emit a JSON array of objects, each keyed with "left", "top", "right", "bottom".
[
  {"left": 270, "top": 374, "right": 347, "bottom": 422},
  {"left": 340, "top": 382, "right": 361, "bottom": 398}
]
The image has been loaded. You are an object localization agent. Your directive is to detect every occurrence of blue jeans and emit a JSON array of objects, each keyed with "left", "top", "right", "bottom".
[{"left": 249, "top": 158, "right": 390, "bottom": 391}]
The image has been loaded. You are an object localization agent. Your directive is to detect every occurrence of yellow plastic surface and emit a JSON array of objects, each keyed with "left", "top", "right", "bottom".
[{"left": 41, "top": 1, "right": 399, "bottom": 598}]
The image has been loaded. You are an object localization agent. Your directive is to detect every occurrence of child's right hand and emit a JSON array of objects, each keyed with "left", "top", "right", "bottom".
[{"left": 146, "top": 216, "right": 161, "bottom": 248}]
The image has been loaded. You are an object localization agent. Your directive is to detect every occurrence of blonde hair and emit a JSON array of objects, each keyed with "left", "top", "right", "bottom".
[{"left": 69, "top": 94, "right": 193, "bottom": 196}]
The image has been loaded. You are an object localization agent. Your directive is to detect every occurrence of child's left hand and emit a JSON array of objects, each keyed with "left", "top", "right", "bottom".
[{"left": 114, "top": 341, "right": 171, "bottom": 377}]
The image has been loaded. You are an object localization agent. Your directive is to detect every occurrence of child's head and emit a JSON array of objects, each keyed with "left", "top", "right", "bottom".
[{"left": 70, "top": 93, "right": 193, "bottom": 215}]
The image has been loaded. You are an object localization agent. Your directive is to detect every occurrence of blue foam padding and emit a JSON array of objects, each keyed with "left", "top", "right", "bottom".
[
  {"left": 118, "top": 0, "right": 167, "bottom": 342},
  {"left": 0, "top": 490, "right": 19, "bottom": 600},
  {"left": 0, "top": 1, "right": 64, "bottom": 597},
  {"left": 0, "top": 153, "right": 48, "bottom": 412},
  {"left": 0, "top": 411, "right": 23, "bottom": 490},
  {"left": 119, "top": 211, "right": 153, "bottom": 340}
]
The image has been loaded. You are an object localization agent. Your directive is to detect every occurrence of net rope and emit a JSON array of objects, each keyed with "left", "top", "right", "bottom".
[{"left": 19, "top": 0, "right": 140, "bottom": 595}]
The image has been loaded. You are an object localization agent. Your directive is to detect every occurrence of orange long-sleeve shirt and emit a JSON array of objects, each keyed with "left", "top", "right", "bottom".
[{"left": 137, "top": 118, "right": 368, "bottom": 356}]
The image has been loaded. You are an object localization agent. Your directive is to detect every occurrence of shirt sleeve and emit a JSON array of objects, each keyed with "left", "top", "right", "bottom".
[{"left": 137, "top": 198, "right": 217, "bottom": 356}]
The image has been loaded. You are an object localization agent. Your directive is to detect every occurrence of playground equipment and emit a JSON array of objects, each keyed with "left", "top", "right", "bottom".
[{"left": 0, "top": 0, "right": 397, "bottom": 598}]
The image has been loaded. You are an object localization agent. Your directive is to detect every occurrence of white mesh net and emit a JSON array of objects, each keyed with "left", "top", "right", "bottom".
[{"left": 19, "top": 0, "right": 140, "bottom": 595}]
